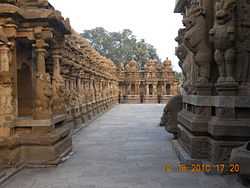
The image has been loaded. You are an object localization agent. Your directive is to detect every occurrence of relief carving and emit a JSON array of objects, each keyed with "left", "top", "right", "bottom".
[
  {"left": 184, "top": 5, "right": 212, "bottom": 85},
  {"left": 0, "top": 25, "right": 12, "bottom": 85},
  {"left": 0, "top": 25, "right": 14, "bottom": 124},
  {"left": 34, "top": 72, "right": 52, "bottom": 120},
  {"left": 210, "top": 0, "right": 236, "bottom": 83},
  {"left": 175, "top": 28, "right": 192, "bottom": 93},
  {"left": 236, "top": 0, "right": 250, "bottom": 83},
  {"left": 52, "top": 53, "right": 66, "bottom": 115},
  {"left": 180, "top": 17, "right": 198, "bottom": 94}
]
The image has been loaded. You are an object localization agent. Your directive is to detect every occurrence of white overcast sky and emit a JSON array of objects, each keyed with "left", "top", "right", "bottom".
[{"left": 51, "top": 0, "right": 183, "bottom": 72}]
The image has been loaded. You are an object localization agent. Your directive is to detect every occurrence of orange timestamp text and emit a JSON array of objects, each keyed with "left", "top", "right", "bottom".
[{"left": 164, "top": 163, "right": 240, "bottom": 173}]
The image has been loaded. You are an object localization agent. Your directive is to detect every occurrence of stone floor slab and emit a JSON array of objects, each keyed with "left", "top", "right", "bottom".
[{"left": 1, "top": 104, "right": 245, "bottom": 188}]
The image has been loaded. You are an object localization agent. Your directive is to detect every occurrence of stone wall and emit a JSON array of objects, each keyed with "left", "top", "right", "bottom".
[
  {"left": 174, "top": 0, "right": 250, "bottom": 164},
  {"left": 0, "top": 0, "right": 118, "bottom": 172}
]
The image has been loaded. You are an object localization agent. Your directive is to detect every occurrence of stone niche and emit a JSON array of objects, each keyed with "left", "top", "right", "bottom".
[{"left": 174, "top": 0, "right": 250, "bottom": 165}]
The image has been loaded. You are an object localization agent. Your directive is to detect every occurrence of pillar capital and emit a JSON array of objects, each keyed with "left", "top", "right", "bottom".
[{"left": 33, "top": 38, "right": 48, "bottom": 51}]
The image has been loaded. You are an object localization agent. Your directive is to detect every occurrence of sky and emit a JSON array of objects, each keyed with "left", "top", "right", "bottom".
[{"left": 51, "top": 0, "right": 183, "bottom": 72}]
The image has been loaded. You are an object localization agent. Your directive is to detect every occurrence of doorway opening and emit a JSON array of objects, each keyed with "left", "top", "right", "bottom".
[{"left": 17, "top": 41, "right": 33, "bottom": 117}]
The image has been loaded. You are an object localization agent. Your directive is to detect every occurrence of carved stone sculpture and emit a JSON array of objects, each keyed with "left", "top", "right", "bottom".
[
  {"left": 210, "top": 0, "right": 236, "bottom": 83},
  {"left": 160, "top": 96, "right": 182, "bottom": 138},
  {"left": 184, "top": 6, "right": 212, "bottom": 85},
  {"left": 0, "top": 25, "right": 12, "bottom": 85},
  {"left": 180, "top": 17, "right": 197, "bottom": 94},
  {"left": 52, "top": 54, "right": 66, "bottom": 115},
  {"left": 34, "top": 72, "right": 52, "bottom": 120},
  {"left": 175, "top": 29, "right": 187, "bottom": 74},
  {"left": 175, "top": 28, "right": 191, "bottom": 93}
]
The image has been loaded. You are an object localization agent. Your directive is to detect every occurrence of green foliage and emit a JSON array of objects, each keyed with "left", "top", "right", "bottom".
[
  {"left": 174, "top": 71, "right": 183, "bottom": 83},
  {"left": 81, "top": 27, "right": 160, "bottom": 68}
]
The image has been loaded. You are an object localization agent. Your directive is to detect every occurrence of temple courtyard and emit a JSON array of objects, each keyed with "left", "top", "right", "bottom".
[{"left": 1, "top": 104, "right": 244, "bottom": 188}]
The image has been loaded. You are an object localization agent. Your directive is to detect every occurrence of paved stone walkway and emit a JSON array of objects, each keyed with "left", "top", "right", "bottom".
[{"left": 1, "top": 104, "right": 245, "bottom": 188}]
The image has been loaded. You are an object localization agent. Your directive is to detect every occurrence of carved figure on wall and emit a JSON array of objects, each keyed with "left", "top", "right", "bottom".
[
  {"left": 0, "top": 25, "right": 12, "bottom": 84},
  {"left": 175, "top": 28, "right": 189, "bottom": 91},
  {"left": 126, "top": 60, "right": 139, "bottom": 73},
  {"left": 52, "top": 59, "right": 66, "bottom": 115},
  {"left": 184, "top": 6, "right": 212, "bottom": 85},
  {"left": 180, "top": 17, "right": 197, "bottom": 94},
  {"left": 210, "top": 0, "right": 236, "bottom": 83},
  {"left": 145, "top": 59, "right": 157, "bottom": 79},
  {"left": 0, "top": 25, "right": 14, "bottom": 125},
  {"left": 34, "top": 72, "right": 52, "bottom": 119},
  {"left": 175, "top": 29, "right": 187, "bottom": 73},
  {"left": 236, "top": 0, "right": 250, "bottom": 84}
]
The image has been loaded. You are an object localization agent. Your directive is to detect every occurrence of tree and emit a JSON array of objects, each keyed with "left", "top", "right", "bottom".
[
  {"left": 81, "top": 27, "right": 160, "bottom": 68},
  {"left": 174, "top": 71, "right": 183, "bottom": 83}
]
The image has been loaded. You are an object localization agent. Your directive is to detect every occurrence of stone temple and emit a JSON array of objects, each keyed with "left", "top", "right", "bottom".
[
  {"left": 0, "top": 0, "right": 249, "bottom": 187},
  {"left": 118, "top": 58, "right": 179, "bottom": 104},
  {"left": 0, "top": 0, "right": 179, "bottom": 180}
]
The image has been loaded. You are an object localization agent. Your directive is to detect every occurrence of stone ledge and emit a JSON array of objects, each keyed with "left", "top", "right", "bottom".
[
  {"left": 172, "top": 139, "right": 201, "bottom": 165},
  {"left": 178, "top": 110, "right": 210, "bottom": 133},
  {"left": 183, "top": 95, "right": 250, "bottom": 108}
]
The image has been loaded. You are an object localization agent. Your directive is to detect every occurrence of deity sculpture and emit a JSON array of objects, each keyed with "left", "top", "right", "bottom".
[
  {"left": 179, "top": 17, "right": 197, "bottom": 94},
  {"left": 175, "top": 29, "right": 186, "bottom": 74},
  {"left": 209, "top": 0, "right": 236, "bottom": 83},
  {"left": 184, "top": 6, "right": 212, "bottom": 85},
  {"left": 175, "top": 28, "right": 189, "bottom": 92},
  {"left": 52, "top": 58, "right": 66, "bottom": 115}
]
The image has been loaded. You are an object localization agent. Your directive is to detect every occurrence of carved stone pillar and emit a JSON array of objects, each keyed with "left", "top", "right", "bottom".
[
  {"left": 153, "top": 84, "right": 157, "bottom": 96},
  {"left": 89, "top": 77, "right": 94, "bottom": 102},
  {"left": 0, "top": 34, "right": 14, "bottom": 137},
  {"left": 33, "top": 39, "right": 52, "bottom": 120},
  {"left": 146, "top": 84, "right": 149, "bottom": 95}
]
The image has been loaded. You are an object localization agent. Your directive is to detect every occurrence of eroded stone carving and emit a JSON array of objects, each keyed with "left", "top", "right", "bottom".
[
  {"left": 0, "top": 25, "right": 14, "bottom": 128},
  {"left": 210, "top": 0, "right": 236, "bottom": 83},
  {"left": 184, "top": 5, "right": 212, "bottom": 85},
  {"left": 175, "top": 29, "right": 187, "bottom": 75},
  {"left": 160, "top": 96, "right": 182, "bottom": 138},
  {"left": 52, "top": 51, "right": 66, "bottom": 115}
]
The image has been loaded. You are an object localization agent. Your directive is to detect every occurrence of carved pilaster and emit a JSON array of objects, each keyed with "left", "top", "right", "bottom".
[
  {"left": 51, "top": 49, "right": 66, "bottom": 115},
  {"left": 0, "top": 26, "right": 14, "bottom": 137},
  {"left": 33, "top": 39, "right": 52, "bottom": 120}
]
